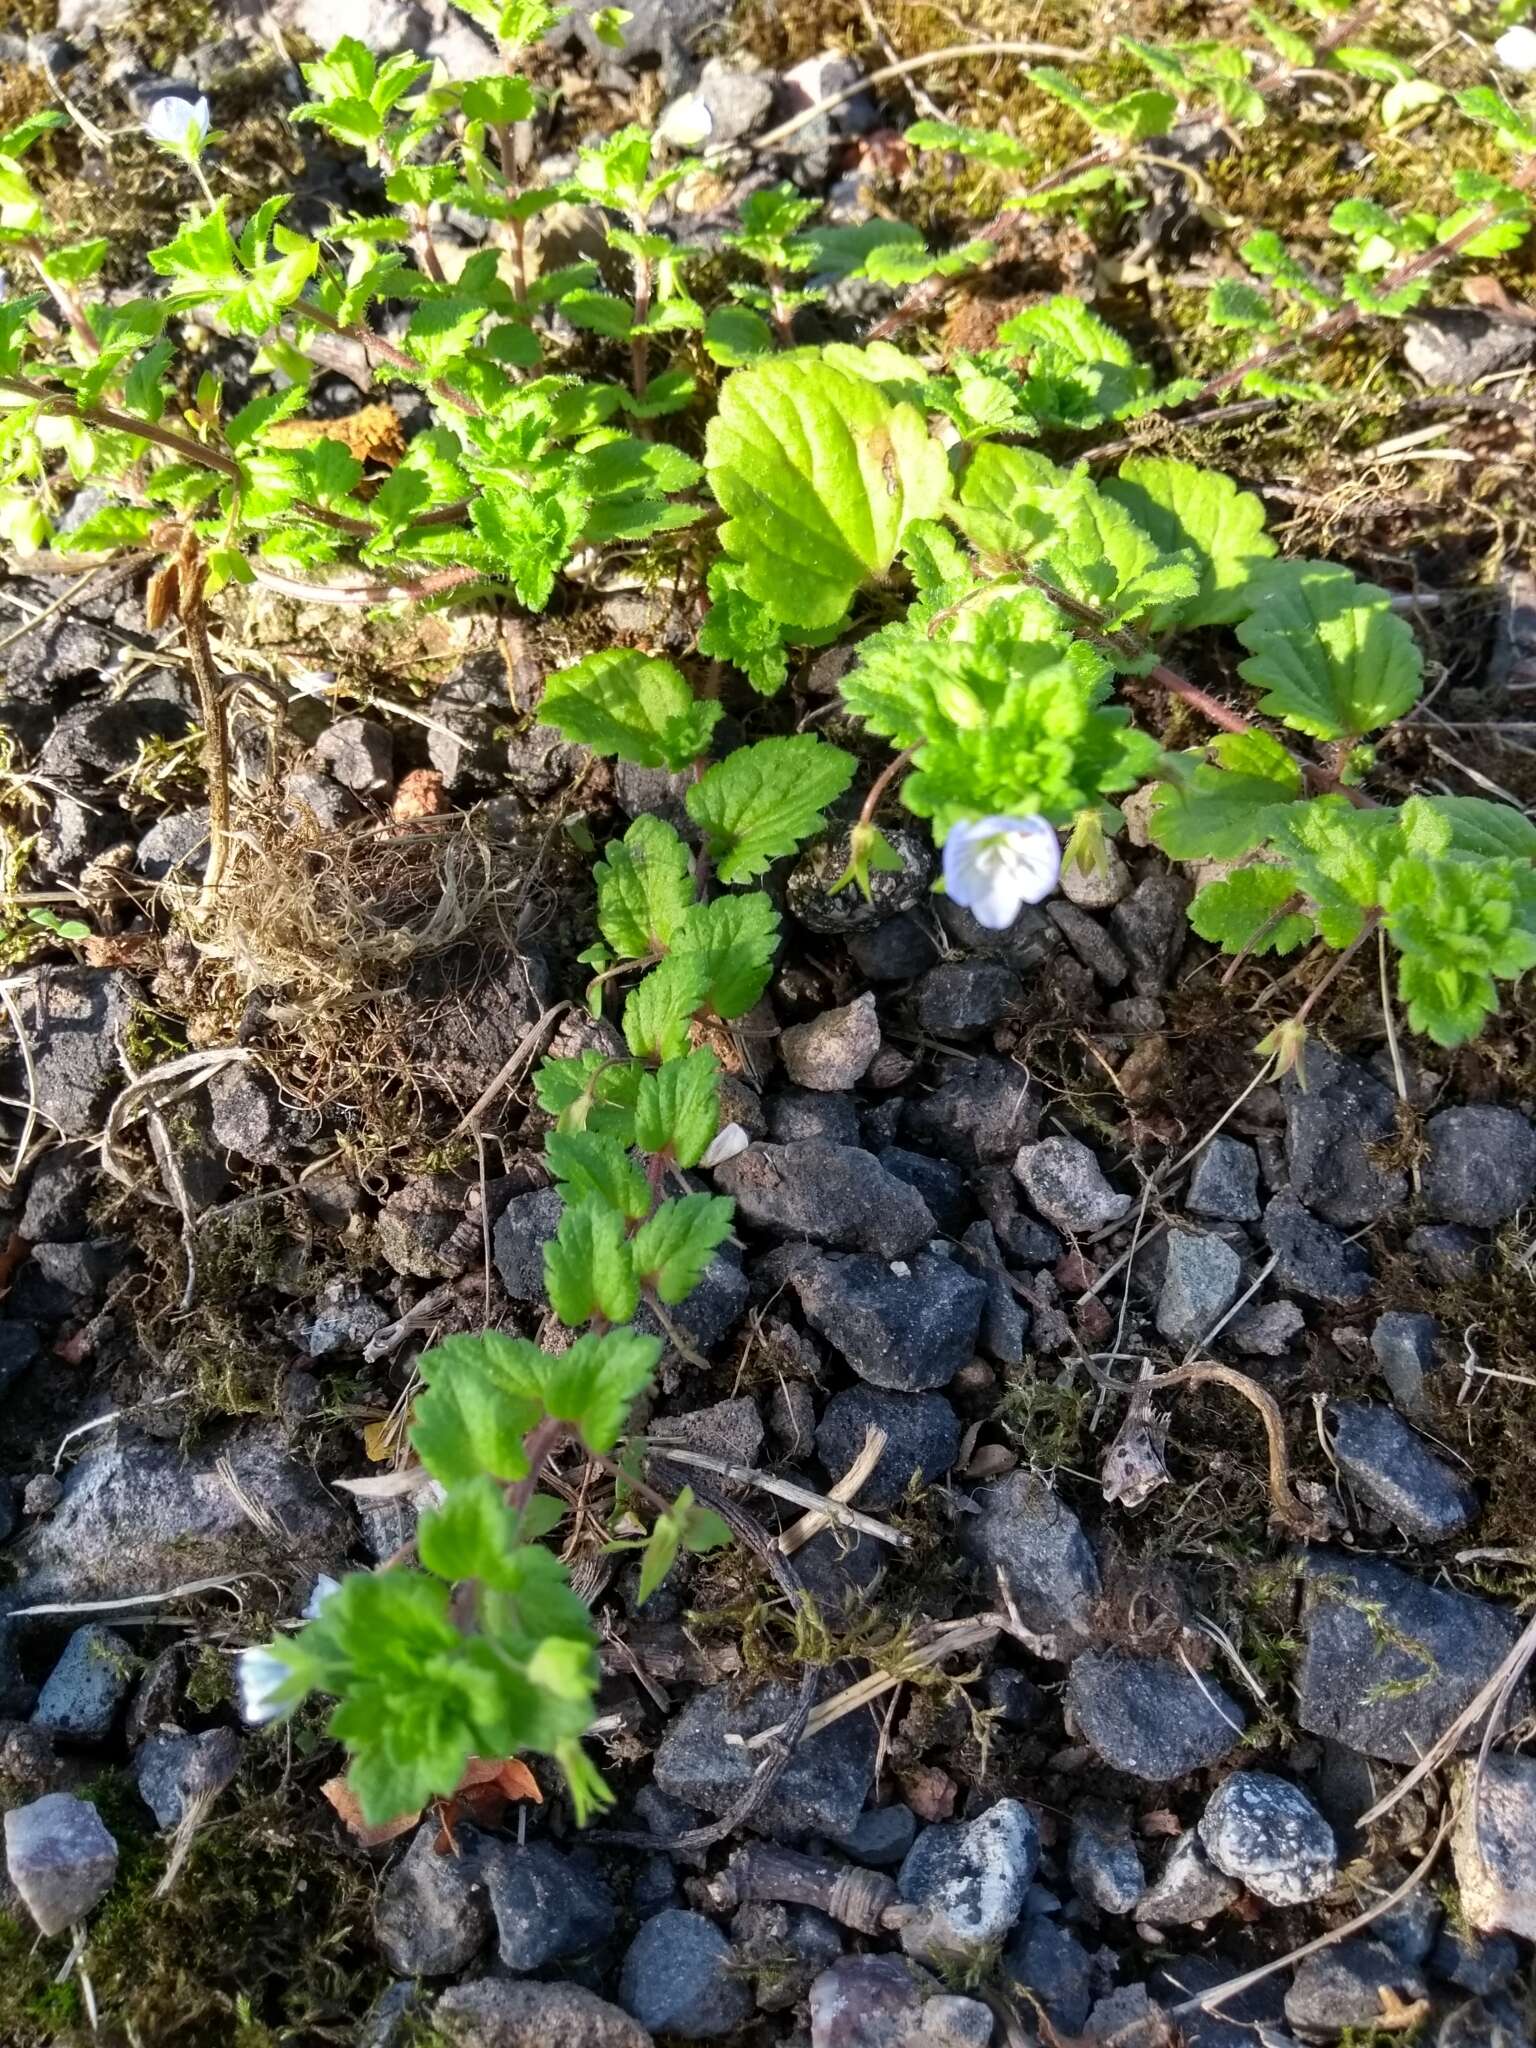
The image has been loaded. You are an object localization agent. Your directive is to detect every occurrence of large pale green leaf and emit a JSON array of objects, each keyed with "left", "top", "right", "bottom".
[
  {"left": 704, "top": 352, "right": 952, "bottom": 628},
  {"left": 1102, "top": 456, "right": 1277, "bottom": 627},
  {"left": 1235, "top": 563, "right": 1422, "bottom": 739},
  {"left": 595, "top": 816, "right": 695, "bottom": 959},
  {"left": 686, "top": 735, "right": 857, "bottom": 883},
  {"left": 541, "top": 649, "right": 721, "bottom": 771}
]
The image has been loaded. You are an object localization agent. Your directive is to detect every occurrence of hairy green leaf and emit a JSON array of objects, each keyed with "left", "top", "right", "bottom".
[
  {"left": 1102, "top": 455, "right": 1278, "bottom": 627},
  {"left": 542, "top": 649, "right": 721, "bottom": 770},
  {"left": 594, "top": 815, "right": 695, "bottom": 959},
  {"left": 543, "top": 1198, "right": 639, "bottom": 1326},
  {"left": 634, "top": 1049, "right": 721, "bottom": 1169},
  {"left": 704, "top": 352, "right": 952, "bottom": 628},
  {"left": 686, "top": 735, "right": 857, "bottom": 883},
  {"left": 1235, "top": 562, "right": 1423, "bottom": 738},
  {"left": 630, "top": 1192, "right": 735, "bottom": 1303},
  {"left": 1188, "top": 863, "right": 1315, "bottom": 956}
]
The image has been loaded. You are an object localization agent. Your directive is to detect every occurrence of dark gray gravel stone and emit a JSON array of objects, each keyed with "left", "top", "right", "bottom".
[
  {"left": 1187, "top": 1136, "right": 1262, "bottom": 1222},
  {"left": 878, "top": 1147, "right": 967, "bottom": 1233},
  {"left": 314, "top": 716, "right": 393, "bottom": 796},
  {"left": 914, "top": 961, "right": 1022, "bottom": 1039},
  {"left": 1284, "top": 1047, "right": 1407, "bottom": 1226},
  {"left": 897, "top": 1799, "right": 1040, "bottom": 1959},
  {"left": 768, "top": 1088, "right": 861, "bottom": 1146},
  {"left": 1198, "top": 1771, "right": 1338, "bottom": 1906},
  {"left": 781, "top": 994, "right": 881, "bottom": 1091},
  {"left": 1068, "top": 1805, "right": 1144, "bottom": 1915},
  {"left": 133, "top": 1725, "right": 240, "bottom": 1829},
  {"left": 1014, "top": 1136, "right": 1131, "bottom": 1233},
  {"left": 654, "top": 1680, "right": 875, "bottom": 1842},
  {"left": 4, "top": 1792, "right": 118, "bottom": 1934},
  {"left": 958, "top": 1222, "right": 1029, "bottom": 1365},
  {"left": 374, "top": 1823, "right": 490, "bottom": 1978},
  {"left": 0, "top": 1319, "right": 40, "bottom": 1396},
  {"left": 959, "top": 1471, "right": 1100, "bottom": 1643},
  {"left": 1157, "top": 1230, "right": 1243, "bottom": 1349},
  {"left": 787, "top": 823, "right": 933, "bottom": 933},
  {"left": 478, "top": 1840, "right": 616, "bottom": 1971},
  {"left": 1047, "top": 901, "right": 1130, "bottom": 987},
  {"left": 435, "top": 1978, "right": 653, "bottom": 2048},
  {"left": 1067, "top": 1652, "right": 1246, "bottom": 1780},
  {"left": 135, "top": 806, "right": 212, "bottom": 883},
  {"left": 1297, "top": 1553, "right": 1527, "bottom": 1765},
  {"left": 619, "top": 1908, "right": 752, "bottom": 2039},
  {"left": 789, "top": 1249, "right": 986, "bottom": 1391},
  {"left": 492, "top": 1186, "right": 562, "bottom": 1301},
  {"left": 634, "top": 1248, "right": 749, "bottom": 1358},
  {"left": 715, "top": 1142, "right": 935, "bottom": 1259},
  {"left": 1372, "top": 1311, "right": 1442, "bottom": 1416},
  {"left": 206, "top": 1064, "right": 286, "bottom": 1165},
  {"left": 1404, "top": 307, "right": 1536, "bottom": 385},
  {"left": 1330, "top": 1401, "right": 1477, "bottom": 1541},
  {"left": 1406, "top": 1225, "right": 1486, "bottom": 1283},
  {"left": 1262, "top": 1196, "right": 1372, "bottom": 1302},
  {"left": 1431, "top": 1928, "right": 1522, "bottom": 1998},
  {"left": 281, "top": 769, "right": 358, "bottom": 830},
  {"left": 1002, "top": 1913, "right": 1095, "bottom": 2033},
  {"left": 1137, "top": 1829, "right": 1240, "bottom": 1926},
  {"left": 841, "top": 1802, "right": 918, "bottom": 1867},
  {"left": 7, "top": 1427, "right": 352, "bottom": 1606},
  {"left": 2, "top": 970, "right": 137, "bottom": 1139},
  {"left": 1284, "top": 1939, "right": 1426, "bottom": 2036},
  {"left": 815, "top": 1387, "right": 958, "bottom": 1508},
  {"left": 21, "top": 1149, "right": 94, "bottom": 1245},
  {"left": 32, "top": 1625, "right": 135, "bottom": 1741},
  {"left": 848, "top": 915, "right": 940, "bottom": 981},
  {"left": 903, "top": 1056, "right": 1040, "bottom": 1167},
  {"left": 1108, "top": 872, "right": 1191, "bottom": 994},
  {"left": 1422, "top": 1107, "right": 1536, "bottom": 1227},
  {"left": 1230, "top": 1299, "right": 1306, "bottom": 1357}
]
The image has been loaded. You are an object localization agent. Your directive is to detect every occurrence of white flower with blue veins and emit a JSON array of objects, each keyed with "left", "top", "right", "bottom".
[
  {"left": 942, "top": 814, "right": 1062, "bottom": 931},
  {"left": 235, "top": 1642, "right": 293, "bottom": 1726},
  {"left": 303, "top": 1573, "right": 342, "bottom": 1620},
  {"left": 144, "top": 94, "right": 211, "bottom": 158}
]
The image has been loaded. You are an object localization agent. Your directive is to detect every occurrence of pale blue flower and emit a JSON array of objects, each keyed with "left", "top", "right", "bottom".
[
  {"left": 145, "top": 94, "right": 211, "bottom": 158},
  {"left": 942, "top": 813, "right": 1061, "bottom": 930}
]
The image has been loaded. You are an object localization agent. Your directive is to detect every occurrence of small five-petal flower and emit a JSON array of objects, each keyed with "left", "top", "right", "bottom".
[
  {"left": 144, "top": 94, "right": 211, "bottom": 159},
  {"left": 942, "top": 813, "right": 1062, "bottom": 930}
]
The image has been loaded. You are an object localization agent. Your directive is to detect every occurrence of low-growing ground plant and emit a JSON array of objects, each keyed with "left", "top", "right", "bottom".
[{"left": 3, "top": 0, "right": 1534, "bottom": 1821}]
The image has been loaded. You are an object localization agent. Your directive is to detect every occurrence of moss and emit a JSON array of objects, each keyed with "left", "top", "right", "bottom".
[{"left": 0, "top": 1758, "right": 387, "bottom": 2047}]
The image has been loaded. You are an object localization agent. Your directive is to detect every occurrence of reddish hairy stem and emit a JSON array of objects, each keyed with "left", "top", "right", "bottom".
[{"left": 858, "top": 746, "right": 916, "bottom": 829}]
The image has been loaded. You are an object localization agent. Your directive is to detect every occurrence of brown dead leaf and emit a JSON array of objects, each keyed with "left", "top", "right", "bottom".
[
  {"left": 267, "top": 403, "right": 407, "bottom": 467},
  {"left": 82, "top": 934, "right": 163, "bottom": 971},
  {"left": 900, "top": 1766, "right": 957, "bottom": 1823},
  {"left": 362, "top": 1415, "right": 403, "bottom": 1463},
  {"left": 320, "top": 1776, "right": 418, "bottom": 1849},
  {"left": 430, "top": 1756, "right": 543, "bottom": 1852},
  {"left": 392, "top": 767, "right": 449, "bottom": 822}
]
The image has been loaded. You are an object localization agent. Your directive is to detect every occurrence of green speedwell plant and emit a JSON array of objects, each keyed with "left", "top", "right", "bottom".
[{"left": 7, "top": 7, "right": 1535, "bottom": 1820}]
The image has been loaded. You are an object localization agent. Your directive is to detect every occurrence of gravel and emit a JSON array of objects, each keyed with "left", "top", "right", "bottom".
[
  {"left": 1156, "top": 1230, "right": 1244, "bottom": 1348},
  {"left": 1284, "top": 1938, "right": 1426, "bottom": 2036},
  {"left": 1187, "top": 1136, "right": 1262, "bottom": 1222},
  {"left": 715, "top": 1142, "right": 937, "bottom": 1259},
  {"left": 1421, "top": 1106, "right": 1536, "bottom": 1226},
  {"left": 897, "top": 1799, "right": 1040, "bottom": 1960},
  {"left": 1, "top": 969, "right": 137, "bottom": 1139},
  {"left": 478, "top": 1839, "right": 617, "bottom": 1970},
  {"left": 903, "top": 1055, "right": 1040, "bottom": 1166},
  {"left": 1068, "top": 1804, "right": 1145, "bottom": 1915},
  {"left": 958, "top": 1471, "right": 1101, "bottom": 1642},
  {"left": 133, "top": 1726, "right": 240, "bottom": 1829},
  {"left": 780, "top": 993, "right": 882, "bottom": 1090},
  {"left": 914, "top": 961, "right": 1023, "bottom": 1038},
  {"left": 434, "top": 1979, "right": 654, "bottom": 2048},
  {"left": 1451, "top": 1753, "right": 1536, "bottom": 1939},
  {"left": 654, "top": 1680, "right": 876, "bottom": 1841},
  {"left": 1371, "top": 1311, "right": 1442, "bottom": 1416},
  {"left": 374, "top": 1822, "right": 490, "bottom": 1977},
  {"left": 788, "top": 1249, "right": 987, "bottom": 1391},
  {"left": 1329, "top": 1400, "right": 1477, "bottom": 1541},
  {"left": 32, "top": 1624, "right": 136, "bottom": 1741},
  {"left": 618, "top": 1908, "right": 752, "bottom": 2040},
  {"left": 1108, "top": 872, "right": 1191, "bottom": 994},
  {"left": 814, "top": 1387, "right": 959, "bottom": 1508},
  {"left": 1262, "top": 1195, "right": 1372, "bottom": 1302},
  {"left": 1198, "top": 1772, "right": 1338, "bottom": 1906},
  {"left": 1137, "top": 1829, "right": 1241, "bottom": 1926},
  {"left": 314, "top": 715, "right": 394, "bottom": 795},
  {"left": 1001, "top": 1913, "right": 1095, "bottom": 2033},
  {"left": 1283, "top": 1047, "right": 1408, "bottom": 1226},
  {"left": 1014, "top": 1136, "right": 1132, "bottom": 1233},
  {"left": 4, "top": 1792, "right": 118, "bottom": 1935},
  {"left": 1067, "top": 1651, "right": 1246, "bottom": 1780},
  {"left": 1296, "top": 1553, "right": 1527, "bottom": 1765}
]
